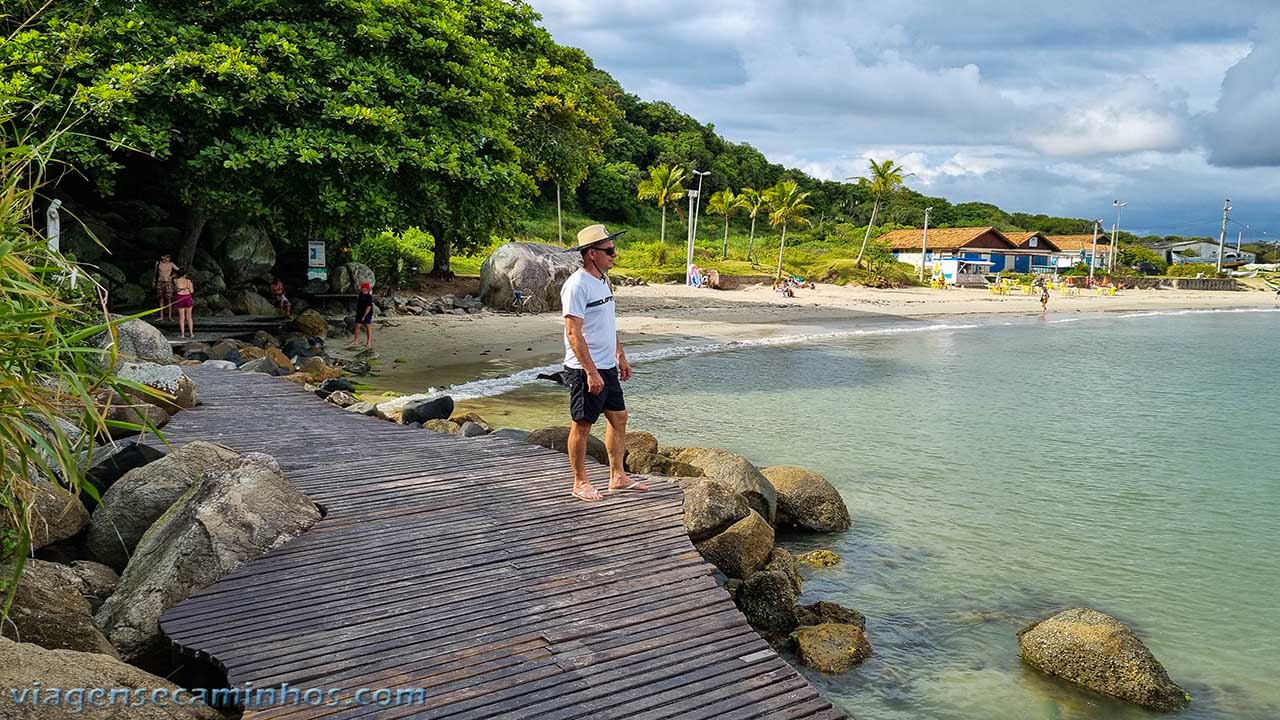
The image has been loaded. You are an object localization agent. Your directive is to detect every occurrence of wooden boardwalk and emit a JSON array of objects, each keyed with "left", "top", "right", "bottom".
[{"left": 153, "top": 367, "right": 848, "bottom": 719}]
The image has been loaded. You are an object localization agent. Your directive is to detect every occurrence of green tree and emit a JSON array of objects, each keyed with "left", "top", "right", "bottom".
[
  {"left": 0, "top": 0, "right": 566, "bottom": 276},
  {"left": 636, "top": 164, "right": 687, "bottom": 244},
  {"left": 763, "top": 180, "right": 812, "bottom": 281},
  {"left": 706, "top": 188, "right": 740, "bottom": 259},
  {"left": 853, "top": 159, "right": 911, "bottom": 266},
  {"left": 738, "top": 187, "right": 768, "bottom": 263}
]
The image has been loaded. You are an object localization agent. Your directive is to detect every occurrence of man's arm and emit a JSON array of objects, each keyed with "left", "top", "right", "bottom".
[
  {"left": 565, "top": 316, "right": 604, "bottom": 394},
  {"left": 616, "top": 332, "right": 631, "bottom": 381}
]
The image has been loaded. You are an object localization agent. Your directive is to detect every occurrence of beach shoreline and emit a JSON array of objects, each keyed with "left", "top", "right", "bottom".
[{"left": 353, "top": 282, "right": 1277, "bottom": 395}]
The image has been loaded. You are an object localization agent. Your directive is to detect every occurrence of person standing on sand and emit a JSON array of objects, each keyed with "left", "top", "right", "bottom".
[
  {"left": 353, "top": 282, "right": 374, "bottom": 348},
  {"left": 562, "top": 224, "right": 648, "bottom": 502},
  {"left": 154, "top": 254, "right": 177, "bottom": 320}
]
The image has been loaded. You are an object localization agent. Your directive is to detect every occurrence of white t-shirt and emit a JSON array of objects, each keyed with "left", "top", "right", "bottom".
[{"left": 561, "top": 268, "right": 617, "bottom": 370}]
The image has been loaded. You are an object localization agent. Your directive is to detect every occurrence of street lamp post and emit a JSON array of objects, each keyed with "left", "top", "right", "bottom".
[
  {"left": 920, "top": 207, "right": 932, "bottom": 282},
  {"left": 1110, "top": 200, "right": 1126, "bottom": 272},
  {"left": 686, "top": 184, "right": 700, "bottom": 284},
  {"left": 691, "top": 169, "right": 710, "bottom": 243}
]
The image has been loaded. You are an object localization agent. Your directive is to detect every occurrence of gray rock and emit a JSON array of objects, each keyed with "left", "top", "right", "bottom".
[
  {"left": 95, "top": 452, "right": 320, "bottom": 668},
  {"left": 0, "top": 559, "right": 117, "bottom": 656},
  {"left": 96, "top": 389, "right": 169, "bottom": 439},
  {"left": 791, "top": 624, "right": 872, "bottom": 673},
  {"left": 94, "top": 260, "right": 127, "bottom": 286},
  {"left": 319, "top": 377, "right": 354, "bottom": 394},
  {"left": 331, "top": 262, "right": 376, "bottom": 294},
  {"left": 98, "top": 317, "right": 174, "bottom": 365},
  {"left": 761, "top": 466, "right": 850, "bottom": 532},
  {"left": 239, "top": 357, "right": 279, "bottom": 375},
  {"left": 227, "top": 288, "right": 277, "bottom": 316},
  {"left": 111, "top": 283, "right": 147, "bottom": 308},
  {"left": 478, "top": 242, "right": 582, "bottom": 312},
  {"left": 205, "top": 339, "right": 241, "bottom": 363},
  {"left": 765, "top": 547, "right": 804, "bottom": 595},
  {"left": 528, "top": 426, "right": 609, "bottom": 466},
  {"left": 291, "top": 309, "right": 328, "bottom": 337},
  {"left": 304, "top": 278, "right": 329, "bottom": 294},
  {"left": 201, "top": 359, "right": 238, "bottom": 370},
  {"left": 251, "top": 330, "right": 281, "bottom": 348},
  {"left": 460, "top": 421, "right": 490, "bottom": 437},
  {"left": 217, "top": 223, "right": 275, "bottom": 287},
  {"left": 1017, "top": 608, "right": 1190, "bottom": 711},
  {"left": 626, "top": 450, "right": 704, "bottom": 478},
  {"left": 674, "top": 448, "right": 777, "bottom": 524},
  {"left": 736, "top": 570, "right": 799, "bottom": 631},
  {"left": 345, "top": 401, "right": 386, "bottom": 419},
  {"left": 423, "top": 419, "right": 461, "bottom": 434},
  {"left": 693, "top": 510, "right": 774, "bottom": 579},
  {"left": 402, "top": 396, "right": 455, "bottom": 425},
  {"left": 117, "top": 361, "right": 197, "bottom": 412},
  {"left": 0, "top": 636, "right": 222, "bottom": 719},
  {"left": 797, "top": 600, "right": 865, "bottom": 630},
  {"left": 12, "top": 481, "right": 91, "bottom": 550},
  {"left": 325, "top": 391, "right": 357, "bottom": 408},
  {"left": 68, "top": 561, "right": 121, "bottom": 612},
  {"left": 682, "top": 479, "right": 750, "bottom": 542},
  {"left": 85, "top": 441, "right": 242, "bottom": 572}
]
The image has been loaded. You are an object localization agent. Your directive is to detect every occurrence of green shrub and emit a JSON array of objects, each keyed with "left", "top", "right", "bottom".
[
  {"left": 1118, "top": 245, "right": 1169, "bottom": 272},
  {"left": 353, "top": 228, "right": 434, "bottom": 288},
  {"left": 626, "top": 240, "right": 675, "bottom": 268}
]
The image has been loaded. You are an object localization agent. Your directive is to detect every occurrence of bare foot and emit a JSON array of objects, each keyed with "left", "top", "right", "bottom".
[{"left": 608, "top": 475, "right": 649, "bottom": 493}]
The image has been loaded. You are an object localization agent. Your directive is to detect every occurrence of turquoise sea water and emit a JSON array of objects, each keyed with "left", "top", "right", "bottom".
[{"left": 468, "top": 309, "right": 1280, "bottom": 719}]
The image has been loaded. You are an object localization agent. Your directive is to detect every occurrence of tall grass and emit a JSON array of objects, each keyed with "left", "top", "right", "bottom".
[{"left": 0, "top": 119, "right": 162, "bottom": 619}]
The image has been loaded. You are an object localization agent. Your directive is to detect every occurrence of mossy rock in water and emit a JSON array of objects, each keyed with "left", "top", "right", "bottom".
[
  {"left": 796, "top": 549, "right": 840, "bottom": 568},
  {"left": 394, "top": 357, "right": 408, "bottom": 363}
]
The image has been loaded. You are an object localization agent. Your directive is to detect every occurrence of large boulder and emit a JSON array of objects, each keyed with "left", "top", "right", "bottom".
[
  {"left": 0, "top": 637, "right": 222, "bottom": 719},
  {"left": 693, "top": 510, "right": 774, "bottom": 579},
  {"left": 85, "top": 441, "right": 241, "bottom": 572},
  {"left": 331, "top": 262, "right": 375, "bottom": 294},
  {"left": 217, "top": 224, "right": 276, "bottom": 287},
  {"left": 528, "top": 426, "right": 609, "bottom": 466},
  {"left": 96, "top": 388, "right": 170, "bottom": 438},
  {"left": 626, "top": 450, "right": 704, "bottom": 478},
  {"left": 10, "top": 481, "right": 90, "bottom": 550},
  {"left": 95, "top": 452, "right": 320, "bottom": 667},
  {"left": 292, "top": 308, "right": 328, "bottom": 337},
  {"left": 401, "top": 396, "right": 455, "bottom": 425},
  {"left": 791, "top": 624, "right": 872, "bottom": 673},
  {"left": 682, "top": 479, "right": 750, "bottom": 542},
  {"left": 227, "top": 288, "right": 277, "bottom": 316},
  {"left": 1017, "top": 608, "right": 1189, "bottom": 711},
  {"left": 0, "top": 559, "right": 117, "bottom": 656},
  {"left": 764, "top": 547, "right": 804, "bottom": 595},
  {"left": 674, "top": 448, "right": 776, "bottom": 523},
  {"left": 116, "top": 361, "right": 197, "bottom": 412},
  {"left": 761, "top": 466, "right": 851, "bottom": 532},
  {"left": 239, "top": 357, "right": 280, "bottom": 375},
  {"left": 111, "top": 283, "right": 147, "bottom": 308},
  {"left": 99, "top": 317, "right": 173, "bottom": 365},
  {"left": 68, "top": 561, "right": 122, "bottom": 612},
  {"left": 624, "top": 431, "right": 659, "bottom": 455},
  {"left": 479, "top": 242, "right": 581, "bottom": 312},
  {"left": 736, "top": 570, "right": 798, "bottom": 631}
]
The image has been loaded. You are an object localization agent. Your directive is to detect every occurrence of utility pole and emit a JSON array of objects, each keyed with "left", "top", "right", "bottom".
[
  {"left": 1217, "top": 198, "right": 1231, "bottom": 274},
  {"left": 1089, "top": 219, "right": 1100, "bottom": 286},
  {"left": 920, "top": 207, "right": 932, "bottom": 282},
  {"left": 691, "top": 170, "right": 710, "bottom": 249},
  {"left": 686, "top": 179, "right": 700, "bottom": 285},
  {"left": 1110, "top": 200, "right": 1126, "bottom": 272}
]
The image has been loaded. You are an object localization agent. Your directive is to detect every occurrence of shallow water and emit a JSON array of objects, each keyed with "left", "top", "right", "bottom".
[{"left": 463, "top": 309, "right": 1280, "bottom": 719}]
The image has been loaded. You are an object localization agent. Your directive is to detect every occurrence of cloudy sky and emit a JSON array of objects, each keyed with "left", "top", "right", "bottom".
[{"left": 531, "top": 1, "right": 1280, "bottom": 239}]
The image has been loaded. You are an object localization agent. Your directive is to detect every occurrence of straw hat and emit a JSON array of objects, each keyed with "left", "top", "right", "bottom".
[{"left": 569, "top": 224, "right": 626, "bottom": 252}]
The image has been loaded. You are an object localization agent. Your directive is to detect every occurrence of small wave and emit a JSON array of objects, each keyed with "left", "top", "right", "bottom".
[{"left": 1118, "top": 307, "right": 1280, "bottom": 319}]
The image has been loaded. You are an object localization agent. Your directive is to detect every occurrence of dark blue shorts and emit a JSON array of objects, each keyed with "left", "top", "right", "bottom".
[{"left": 566, "top": 366, "right": 625, "bottom": 423}]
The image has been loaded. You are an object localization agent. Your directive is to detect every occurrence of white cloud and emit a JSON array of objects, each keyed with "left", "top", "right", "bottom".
[{"left": 1207, "top": 20, "right": 1280, "bottom": 167}]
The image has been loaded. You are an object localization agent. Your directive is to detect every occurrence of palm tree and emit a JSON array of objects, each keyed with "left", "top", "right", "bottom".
[
  {"left": 636, "top": 164, "right": 687, "bottom": 244},
  {"left": 738, "top": 187, "right": 767, "bottom": 263},
  {"left": 706, "top": 188, "right": 741, "bottom": 259},
  {"left": 852, "top": 159, "right": 910, "bottom": 266},
  {"left": 763, "top": 180, "right": 813, "bottom": 281}
]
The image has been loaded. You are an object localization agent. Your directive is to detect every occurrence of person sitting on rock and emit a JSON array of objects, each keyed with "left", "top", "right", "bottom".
[{"left": 352, "top": 282, "right": 374, "bottom": 348}]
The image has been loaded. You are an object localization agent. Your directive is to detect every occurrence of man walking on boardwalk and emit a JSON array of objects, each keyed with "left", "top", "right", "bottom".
[{"left": 562, "top": 224, "right": 648, "bottom": 502}]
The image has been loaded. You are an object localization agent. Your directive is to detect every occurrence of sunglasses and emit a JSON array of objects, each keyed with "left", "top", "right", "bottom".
[{"left": 592, "top": 246, "right": 616, "bottom": 256}]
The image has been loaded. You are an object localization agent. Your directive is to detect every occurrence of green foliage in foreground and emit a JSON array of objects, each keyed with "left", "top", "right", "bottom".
[
  {"left": 353, "top": 229, "right": 434, "bottom": 290},
  {"left": 0, "top": 124, "right": 162, "bottom": 620}
]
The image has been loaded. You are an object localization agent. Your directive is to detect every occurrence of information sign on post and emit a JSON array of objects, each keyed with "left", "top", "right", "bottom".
[{"left": 308, "top": 240, "right": 326, "bottom": 268}]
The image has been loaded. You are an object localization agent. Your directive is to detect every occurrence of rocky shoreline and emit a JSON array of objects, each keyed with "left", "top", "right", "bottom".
[{"left": 4, "top": 317, "right": 1193, "bottom": 717}]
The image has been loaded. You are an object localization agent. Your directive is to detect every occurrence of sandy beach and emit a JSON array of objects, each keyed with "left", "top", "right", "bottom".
[{"left": 356, "top": 281, "right": 1276, "bottom": 395}]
